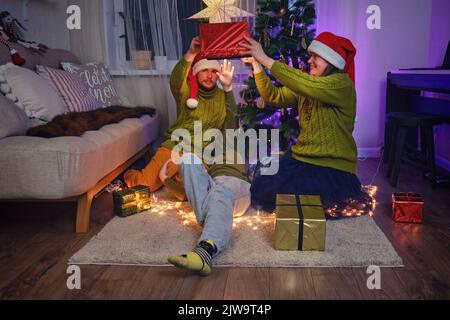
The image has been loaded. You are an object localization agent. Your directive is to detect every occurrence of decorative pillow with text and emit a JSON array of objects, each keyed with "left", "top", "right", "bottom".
[
  {"left": 61, "top": 62, "right": 126, "bottom": 108},
  {"left": 37, "top": 65, "right": 100, "bottom": 113}
]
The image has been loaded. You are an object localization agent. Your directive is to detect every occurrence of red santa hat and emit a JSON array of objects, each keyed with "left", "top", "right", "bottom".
[
  {"left": 186, "top": 56, "right": 221, "bottom": 109},
  {"left": 307, "top": 32, "right": 356, "bottom": 83}
]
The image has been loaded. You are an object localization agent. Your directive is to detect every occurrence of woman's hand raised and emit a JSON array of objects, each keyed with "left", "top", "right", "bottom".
[
  {"left": 240, "top": 36, "right": 275, "bottom": 70},
  {"left": 241, "top": 57, "right": 263, "bottom": 73}
]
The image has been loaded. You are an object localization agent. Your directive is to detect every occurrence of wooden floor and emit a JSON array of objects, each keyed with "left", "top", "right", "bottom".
[{"left": 0, "top": 159, "right": 449, "bottom": 300}]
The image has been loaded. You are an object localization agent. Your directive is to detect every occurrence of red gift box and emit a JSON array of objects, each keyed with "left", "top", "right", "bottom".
[
  {"left": 392, "top": 193, "right": 424, "bottom": 223},
  {"left": 199, "top": 22, "right": 251, "bottom": 59}
]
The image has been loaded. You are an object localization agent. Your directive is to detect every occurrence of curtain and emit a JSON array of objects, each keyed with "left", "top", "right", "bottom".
[
  {"left": 114, "top": 0, "right": 184, "bottom": 132},
  {"left": 68, "top": 0, "right": 107, "bottom": 63}
]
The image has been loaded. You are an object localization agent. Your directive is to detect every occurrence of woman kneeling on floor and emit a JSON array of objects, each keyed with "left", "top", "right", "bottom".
[{"left": 240, "top": 32, "right": 370, "bottom": 216}]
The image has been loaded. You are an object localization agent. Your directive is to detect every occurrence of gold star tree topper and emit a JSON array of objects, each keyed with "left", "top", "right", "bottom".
[{"left": 189, "top": 0, "right": 254, "bottom": 23}]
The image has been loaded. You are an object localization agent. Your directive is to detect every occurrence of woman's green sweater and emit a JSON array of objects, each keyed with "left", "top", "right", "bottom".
[{"left": 254, "top": 61, "right": 358, "bottom": 174}]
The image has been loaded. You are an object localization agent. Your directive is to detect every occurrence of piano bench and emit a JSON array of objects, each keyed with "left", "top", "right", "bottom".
[{"left": 386, "top": 112, "right": 446, "bottom": 187}]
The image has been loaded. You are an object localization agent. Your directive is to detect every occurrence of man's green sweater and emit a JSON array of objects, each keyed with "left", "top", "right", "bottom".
[
  {"left": 254, "top": 61, "right": 358, "bottom": 174},
  {"left": 162, "top": 59, "right": 248, "bottom": 200},
  {"left": 161, "top": 58, "right": 228, "bottom": 151}
]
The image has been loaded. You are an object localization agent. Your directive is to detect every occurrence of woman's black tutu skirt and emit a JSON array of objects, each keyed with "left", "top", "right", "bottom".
[{"left": 250, "top": 154, "right": 370, "bottom": 218}]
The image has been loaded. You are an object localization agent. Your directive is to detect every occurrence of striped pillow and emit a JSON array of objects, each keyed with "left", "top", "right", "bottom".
[{"left": 36, "top": 65, "right": 99, "bottom": 113}]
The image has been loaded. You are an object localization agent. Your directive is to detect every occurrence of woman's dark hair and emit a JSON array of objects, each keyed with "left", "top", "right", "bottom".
[{"left": 322, "top": 64, "right": 337, "bottom": 77}]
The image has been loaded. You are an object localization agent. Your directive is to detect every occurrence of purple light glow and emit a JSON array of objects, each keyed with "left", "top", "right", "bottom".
[{"left": 314, "top": 0, "right": 449, "bottom": 163}]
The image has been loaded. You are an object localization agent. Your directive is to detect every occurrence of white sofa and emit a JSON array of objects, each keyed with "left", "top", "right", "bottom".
[{"left": 0, "top": 45, "right": 160, "bottom": 233}]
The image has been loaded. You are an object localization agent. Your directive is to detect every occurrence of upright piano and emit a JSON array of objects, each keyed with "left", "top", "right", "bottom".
[{"left": 384, "top": 69, "right": 450, "bottom": 163}]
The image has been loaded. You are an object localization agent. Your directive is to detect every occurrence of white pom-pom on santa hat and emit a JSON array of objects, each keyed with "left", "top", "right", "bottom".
[{"left": 186, "top": 98, "right": 199, "bottom": 109}]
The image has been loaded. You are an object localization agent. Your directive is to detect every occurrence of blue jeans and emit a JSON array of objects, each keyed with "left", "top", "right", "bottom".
[{"left": 179, "top": 153, "right": 251, "bottom": 254}]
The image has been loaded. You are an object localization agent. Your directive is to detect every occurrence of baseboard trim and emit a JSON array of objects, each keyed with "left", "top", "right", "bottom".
[{"left": 358, "top": 148, "right": 382, "bottom": 159}]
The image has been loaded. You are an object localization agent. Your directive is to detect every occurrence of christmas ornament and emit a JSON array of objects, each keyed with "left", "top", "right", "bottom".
[
  {"left": 301, "top": 37, "right": 308, "bottom": 50},
  {"left": 289, "top": 14, "right": 296, "bottom": 36},
  {"left": 262, "top": 28, "right": 270, "bottom": 48},
  {"left": 256, "top": 98, "right": 266, "bottom": 109},
  {"left": 188, "top": 0, "right": 254, "bottom": 23}
]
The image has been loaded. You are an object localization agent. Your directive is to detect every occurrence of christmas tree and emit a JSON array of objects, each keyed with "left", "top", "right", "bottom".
[{"left": 238, "top": 0, "right": 316, "bottom": 152}]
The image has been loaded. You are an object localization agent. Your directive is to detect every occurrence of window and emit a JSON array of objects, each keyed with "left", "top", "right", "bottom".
[{"left": 104, "top": 0, "right": 202, "bottom": 73}]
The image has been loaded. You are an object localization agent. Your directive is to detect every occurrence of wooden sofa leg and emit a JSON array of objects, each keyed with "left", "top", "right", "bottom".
[{"left": 76, "top": 191, "right": 93, "bottom": 233}]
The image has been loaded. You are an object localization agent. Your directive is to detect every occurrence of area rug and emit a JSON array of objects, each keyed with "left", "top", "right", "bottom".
[{"left": 69, "top": 191, "right": 403, "bottom": 267}]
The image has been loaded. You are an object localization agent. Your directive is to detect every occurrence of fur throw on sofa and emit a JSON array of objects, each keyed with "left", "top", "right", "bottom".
[{"left": 27, "top": 106, "right": 156, "bottom": 138}]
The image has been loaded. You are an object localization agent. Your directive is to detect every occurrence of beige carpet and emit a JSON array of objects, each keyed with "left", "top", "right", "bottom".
[{"left": 69, "top": 190, "right": 403, "bottom": 267}]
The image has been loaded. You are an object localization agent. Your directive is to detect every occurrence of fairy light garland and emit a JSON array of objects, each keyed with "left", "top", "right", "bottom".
[{"left": 146, "top": 185, "right": 378, "bottom": 229}]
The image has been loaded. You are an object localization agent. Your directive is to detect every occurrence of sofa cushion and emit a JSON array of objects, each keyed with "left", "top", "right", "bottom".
[
  {"left": 0, "top": 94, "right": 29, "bottom": 139},
  {"left": 2, "top": 63, "right": 66, "bottom": 121},
  {"left": 36, "top": 65, "right": 100, "bottom": 113},
  {"left": 0, "top": 112, "right": 160, "bottom": 199},
  {"left": 61, "top": 62, "right": 127, "bottom": 108}
]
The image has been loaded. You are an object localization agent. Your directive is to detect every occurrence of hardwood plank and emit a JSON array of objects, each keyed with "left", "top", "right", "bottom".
[
  {"left": 373, "top": 207, "right": 432, "bottom": 271},
  {"left": 0, "top": 232, "right": 85, "bottom": 299},
  {"left": 310, "top": 268, "right": 364, "bottom": 300},
  {"left": 223, "top": 268, "right": 270, "bottom": 300},
  {"left": 269, "top": 268, "right": 316, "bottom": 300},
  {"left": 26, "top": 265, "right": 107, "bottom": 300},
  {"left": 394, "top": 269, "right": 450, "bottom": 299},
  {"left": 131, "top": 267, "right": 187, "bottom": 299},
  {"left": 350, "top": 267, "right": 410, "bottom": 300},
  {"left": 402, "top": 231, "right": 450, "bottom": 280},
  {"left": 176, "top": 267, "right": 229, "bottom": 300}
]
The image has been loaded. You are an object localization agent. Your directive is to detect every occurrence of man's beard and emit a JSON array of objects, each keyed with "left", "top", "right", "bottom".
[{"left": 199, "top": 82, "right": 216, "bottom": 92}]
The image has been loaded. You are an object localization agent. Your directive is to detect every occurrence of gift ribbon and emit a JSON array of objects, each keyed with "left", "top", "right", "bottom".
[{"left": 295, "top": 195, "right": 304, "bottom": 250}]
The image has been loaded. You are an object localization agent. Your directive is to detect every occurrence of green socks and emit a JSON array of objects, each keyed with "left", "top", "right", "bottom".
[{"left": 168, "top": 240, "right": 217, "bottom": 276}]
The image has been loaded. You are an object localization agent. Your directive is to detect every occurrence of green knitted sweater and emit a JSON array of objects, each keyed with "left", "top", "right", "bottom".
[
  {"left": 162, "top": 58, "right": 247, "bottom": 200},
  {"left": 161, "top": 58, "right": 227, "bottom": 151},
  {"left": 254, "top": 61, "right": 358, "bottom": 174}
]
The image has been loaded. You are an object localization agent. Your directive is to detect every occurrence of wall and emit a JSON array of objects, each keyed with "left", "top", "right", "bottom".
[
  {"left": 1, "top": 0, "right": 24, "bottom": 18},
  {"left": 315, "top": 0, "right": 434, "bottom": 157},
  {"left": 1, "top": 0, "right": 70, "bottom": 50},
  {"left": 428, "top": 0, "right": 450, "bottom": 166}
]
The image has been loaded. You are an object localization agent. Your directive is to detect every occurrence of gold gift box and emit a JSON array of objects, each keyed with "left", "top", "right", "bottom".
[
  {"left": 113, "top": 185, "right": 152, "bottom": 217},
  {"left": 275, "top": 194, "right": 326, "bottom": 251}
]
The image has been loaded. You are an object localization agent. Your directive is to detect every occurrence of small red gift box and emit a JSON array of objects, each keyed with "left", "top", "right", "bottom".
[
  {"left": 199, "top": 22, "right": 251, "bottom": 59},
  {"left": 392, "top": 193, "right": 424, "bottom": 223}
]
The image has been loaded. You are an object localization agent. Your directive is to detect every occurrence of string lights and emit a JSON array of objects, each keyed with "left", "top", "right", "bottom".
[{"left": 146, "top": 185, "right": 378, "bottom": 228}]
